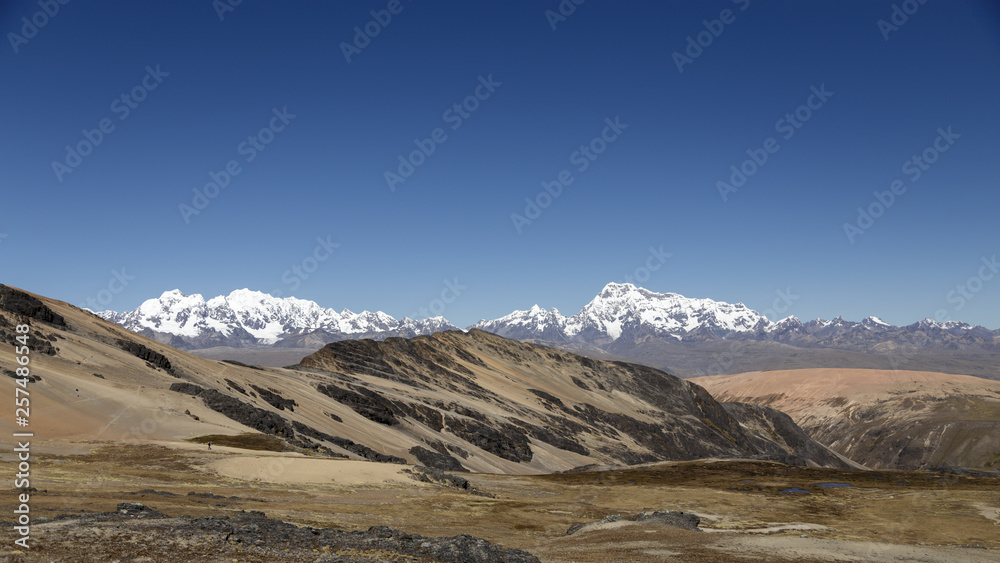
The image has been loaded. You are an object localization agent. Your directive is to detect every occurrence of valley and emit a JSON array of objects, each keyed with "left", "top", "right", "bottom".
[
  {"left": 5, "top": 444, "right": 999, "bottom": 562},
  {"left": 97, "top": 283, "right": 1000, "bottom": 380},
  {"left": 693, "top": 368, "right": 1000, "bottom": 470},
  {"left": 2, "top": 284, "right": 999, "bottom": 561}
]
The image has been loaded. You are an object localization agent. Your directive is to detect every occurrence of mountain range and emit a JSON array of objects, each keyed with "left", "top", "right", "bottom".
[
  {"left": 97, "top": 288, "right": 460, "bottom": 350},
  {"left": 3, "top": 283, "right": 998, "bottom": 562},
  {"left": 0, "top": 283, "right": 852, "bottom": 473},
  {"left": 96, "top": 282, "right": 1000, "bottom": 378}
]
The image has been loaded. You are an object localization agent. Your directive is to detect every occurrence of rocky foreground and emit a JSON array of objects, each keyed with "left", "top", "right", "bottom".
[{"left": 10, "top": 503, "right": 538, "bottom": 562}]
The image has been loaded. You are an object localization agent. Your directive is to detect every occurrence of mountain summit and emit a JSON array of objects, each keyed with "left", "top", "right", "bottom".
[
  {"left": 96, "top": 283, "right": 1000, "bottom": 379},
  {"left": 471, "top": 282, "right": 770, "bottom": 343},
  {"left": 96, "top": 289, "right": 458, "bottom": 349}
]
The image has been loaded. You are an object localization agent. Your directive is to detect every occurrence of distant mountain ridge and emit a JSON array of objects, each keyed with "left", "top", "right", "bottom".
[
  {"left": 471, "top": 283, "right": 997, "bottom": 347},
  {"left": 96, "top": 288, "right": 458, "bottom": 350},
  {"left": 96, "top": 284, "right": 1000, "bottom": 376},
  {"left": 1, "top": 283, "right": 857, "bottom": 474},
  {"left": 471, "top": 283, "right": 771, "bottom": 342}
]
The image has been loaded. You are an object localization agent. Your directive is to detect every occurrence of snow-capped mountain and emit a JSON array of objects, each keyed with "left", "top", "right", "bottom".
[
  {"left": 96, "top": 289, "right": 458, "bottom": 349},
  {"left": 98, "top": 283, "right": 998, "bottom": 357},
  {"left": 471, "top": 305, "right": 570, "bottom": 341},
  {"left": 470, "top": 283, "right": 999, "bottom": 353},
  {"left": 471, "top": 283, "right": 771, "bottom": 343}
]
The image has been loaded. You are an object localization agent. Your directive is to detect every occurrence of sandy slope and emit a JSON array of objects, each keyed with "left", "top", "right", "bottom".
[
  {"left": 692, "top": 368, "right": 1000, "bottom": 469},
  {"left": 3, "top": 287, "right": 1000, "bottom": 562},
  {"left": 207, "top": 455, "right": 419, "bottom": 486},
  {"left": 0, "top": 285, "right": 849, "bottom": 476}
]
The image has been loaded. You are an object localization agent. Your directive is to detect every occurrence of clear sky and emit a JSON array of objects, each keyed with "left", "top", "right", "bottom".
[{"left": 2, "top": 0, "right": 999, "bottom": 328}]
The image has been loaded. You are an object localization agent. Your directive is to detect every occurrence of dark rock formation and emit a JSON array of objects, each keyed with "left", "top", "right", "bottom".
[
  {"left": 50, "top": 507, "right": 539, "bottom": 562},
  {"left": 249, "top": 384, "right": 296, "bottom": 411},
  {"left": 117, "top": 339, "right": 174, "bottom": 374},
  {"left": 445, "top": 415, "right": 532, "bottom": 463},
  {"left": 169, "top": 383, "right": 294, "bottom": 440},
  {"left": 317, "top": 384, "right": 400, "bottom": 426},
  {"left": 0, "top": 285, "right": 66, "bottom": 326},
  {"left": 409, "top": 446, "right": 468, "bottom": 472}
]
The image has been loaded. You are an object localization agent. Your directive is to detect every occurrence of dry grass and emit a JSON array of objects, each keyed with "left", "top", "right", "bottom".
[{"left": 6, "top": 443, "right": 999, "bottom": 562}]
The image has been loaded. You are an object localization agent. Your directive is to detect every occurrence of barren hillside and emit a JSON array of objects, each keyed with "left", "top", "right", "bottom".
[
  {"left": 0, "top": 284, "right": 851, "bottom": 475},
  {"left": 693, "top": 368, "right": 1000, "bottom": 470}
]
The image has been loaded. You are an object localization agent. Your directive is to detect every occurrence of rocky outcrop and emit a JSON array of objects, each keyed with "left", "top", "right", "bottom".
[
  {"left": 117, "top": 338, "right": 174, "bottom": 374},
  {"left": 409, "top": 446, "right": 468, "bottom": 472},
  {"left": 566, "top": 510, "right": 701, "bottom": 535},
  {"left": 48, "top": 506, "right": 539, "bottom": 562},
  {"left": 170, "top": 383, "right": 295, "bottom": 440},
  {"left": 697, "top": 369, "right": 1000, "bottom": 470},
  {"left": 0, "top": 284, "right": 66, "bottom": 326},
  {"left": 301, "top": 330, "right": 856, "bottom": 469}
]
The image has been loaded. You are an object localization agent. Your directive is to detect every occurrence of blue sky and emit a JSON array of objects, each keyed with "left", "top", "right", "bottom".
[{"left": 2, "top": 0, "right": 999, "bottom": 328}]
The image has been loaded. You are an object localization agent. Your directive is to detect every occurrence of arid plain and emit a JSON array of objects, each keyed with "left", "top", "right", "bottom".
[{"left": 2, "top": 286, "right": 998, "bottom": 562}]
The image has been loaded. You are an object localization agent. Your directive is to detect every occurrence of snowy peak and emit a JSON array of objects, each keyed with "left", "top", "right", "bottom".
[
  {"left": 767, "top": 316, "right": 803, "bottom": 332},
  {"left": 97, "top": 289, "right": 460, "bottom": 348},
  {"left": 909, "top": 318, "right": 972, "bottom": 331},
  {"left": 470, "top": 283, "right": 997, "bottom": 348},
  {"left": 566, "top": 284, "right": 770, "bottom": 339},
  {"left": 861, "top": 316, "right": 891, "bottom": 330},
  {"left": 472, "top": 284, "right": 773, "bottom": 343},
  {"left": 99, "top": 284, "right": 997, "bottom": 354},
  {"left": 469, "top": 304, "right": 569, "bottom": 340}
]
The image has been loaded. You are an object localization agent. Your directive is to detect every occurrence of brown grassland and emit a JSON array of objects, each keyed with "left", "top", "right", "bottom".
[{"left": 2, "top": 441, "right": 998, "bottom": 562}]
